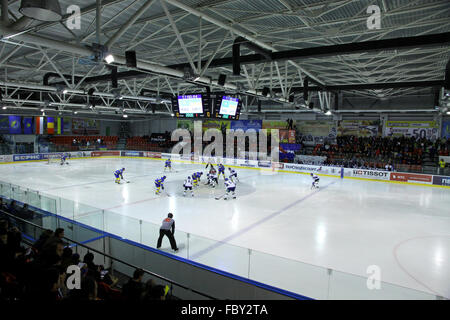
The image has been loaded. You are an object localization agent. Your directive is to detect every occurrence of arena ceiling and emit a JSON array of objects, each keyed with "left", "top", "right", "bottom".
[{"left": 0, "top": 0, "right": 449, "bottom": 119}]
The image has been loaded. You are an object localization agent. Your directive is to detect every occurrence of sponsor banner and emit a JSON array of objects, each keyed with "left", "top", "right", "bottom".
[
  {"left": 338, "top": 120, "right": 381, "bottom": 137},
  {"left": 177, "top": 119, "right": 195, "bottom": 132},
  {"left": 121, "top": 151, "right": 143, "bottom": 157},
  {"left": 272, "top": 162, "right": 284, "bottom": 170},
  {"left": 0, "top": 116, "right": 9, "bottom": 134},
  {"left": 384, "top": 121, "right": 439, "bottom": 140},
  {"left": 432, "top": 175, "right": 450, "bottom": 187},
  {"left": 279, "top": 143, "right": 301, "bottom": 160},
  {"left": 237, "top": 159, "right": 258, "bottom": 167},
  {"left": 161, "top": 153, "right": 181, "bottom": 160},
  {"left": 13, "top": 154, "right": 43, "bottom": 161},
  {"left": 0, "top": 155, "right": 13, "bottom": 162},
  {"left": 390, "top": 172, "right": 432, "bottom": 184},
  {"left": 346, "top": 169, "right": 390, "bottom": 180},
  {"left": 258, "top": 160, "right": 272, "bottom": 168},
  {"left": 72, "top": 118, "right": 100, "bottom": 135},
  {"left": 296, "top": 120, "right": 337, "bottom": 144},
  {"left": 442, "top": 121, "right": 450, "bottom": 139},
  {"left": 91, "top": 151, "right": 120, "bottom": 157},
  {"left": 69, "top": 151, "right": 91, "bottom": 158},
  {"left": 181, "top": 155, "right": 193, "bottom": 161},
  {"left": 282, "top": 164, "right": 341, "bottom": 176},
  {"left": 150, "top": 134, "right": 166, "bottom": 142},
  {"left": 202, "top": 120, "right": 231, "bottom": 133},
  {"left": 295, "top": 155, "right": 327, "bottom": 165},
  {"left": 230, "top": 120, "right": 262, "bottom": 132},
  {"left": 144, "top": 152, "right": 162, "bottom": 158},
  {"left": 262, "top": 120, "right": 287, "bottom": 132}
]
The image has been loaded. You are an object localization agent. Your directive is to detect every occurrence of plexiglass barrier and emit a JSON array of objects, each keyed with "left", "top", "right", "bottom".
[{"left": 0, "top": 179, "right": 442, "bottom": 300}]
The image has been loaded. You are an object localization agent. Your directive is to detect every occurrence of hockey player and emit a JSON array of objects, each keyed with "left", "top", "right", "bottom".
[
  {"left": 228, "top": 167, "right": 239, "bottom": 183},
  {"left": 217, "top": 164, "right": 226, "bottom": 180},
  {"left": 209, "top": 170, "right": 218, "bottom": 188},
  {"left": 155, "top": 176, "right": 167, "bottom": 194},
  {"left": 164, "top": 159, "right": 172, "bottom": 172},
  {"left": 205, "top": 160, "right": 214, "bottom": 171},
  {"left": 310, "top": 173, "right": 320, "bottom": 189},
  {"left": 192, "top": 172, "right": 198, "bottom": 187},
  {"left": 224, "top": 178, "right": 236, "bottom": 200},
  {"left": 114, "top": 168, "right": 125, "bottom": 184},
  {"left": 183, "top": 176, "right": 194, "bottom": 197},
  {"left": 60, "top": 153, "right": 69, "bottom": 165}
]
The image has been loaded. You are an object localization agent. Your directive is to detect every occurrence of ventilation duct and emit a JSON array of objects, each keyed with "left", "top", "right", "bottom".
[{"left": 19, "top": 0, "right": 62, "bottom": 22}]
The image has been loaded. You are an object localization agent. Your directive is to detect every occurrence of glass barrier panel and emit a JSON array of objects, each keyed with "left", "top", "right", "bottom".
[
  {"left": 187, "top": 233, "right": 250, "bottom": 278},
  {"left": 39, "top": 194, "right": 57, "bottom": 214},
  {"left": 59, "top": 197, "right": 75, "bottom": 219},
  {"left": 74, "top": 209, "right": 105, "bottom": 232},
  {"left": 0, "top": 181, "right": 11, "bottom": 198},
  {"left": 249, "top": 250, "right": 330, "bottom": 300},
  {"left": 11, "top": 185, "right": 27, "bottom": 203},
  {"left": 104, "top": 210, "right": 140, "bottom": 243},
  {"left": 26, "top": 189, "right": 41, "bottom": 208},
  {"left": 327, "top": 269, "right": 437, "bottom": 300}
]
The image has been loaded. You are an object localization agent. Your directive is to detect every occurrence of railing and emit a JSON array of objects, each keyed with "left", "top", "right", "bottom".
[
  {"left": 0, "top": 206, "right": 218, "bottom": 300},
  {"left": 0, "top": 179, "right": 444, "bottom": 300}
]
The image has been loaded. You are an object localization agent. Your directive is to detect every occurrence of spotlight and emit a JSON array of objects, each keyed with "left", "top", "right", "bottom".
[
  {"left": 123, "top": 114, "right": 128, "bottom": 118},
  {"left": 40, "top": 108, "right": 44, "bottom": 112},
  {"left": 104, "top": 54, "right": 115, "bottom": 64},
  {"left": 74, "top": 111, "right": 78, "bottom": 114},
  {"left": 325, "top": 110, "right": 332, "bottom": 116},
  {"left": 62, "top": 89, "right": 68, "bottom": 94},
  {"left": 2, "top": 106, "right": 7, "bottom": 110}
]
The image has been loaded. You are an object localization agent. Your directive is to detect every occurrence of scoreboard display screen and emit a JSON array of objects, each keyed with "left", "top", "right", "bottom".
[
  {"left": 214, "top": 95, "right": 241, "bottom": 120},
  {"left": 171, "top": 94, "right": 210, "bottom": 118}
]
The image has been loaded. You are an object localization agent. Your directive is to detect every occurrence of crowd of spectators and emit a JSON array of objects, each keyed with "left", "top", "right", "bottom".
[
  {"left": 0, "top": 200, "right": 172, "bottom": 302},
  {"left": 307, "top": 135, "right": 449, "bottom": 170}
]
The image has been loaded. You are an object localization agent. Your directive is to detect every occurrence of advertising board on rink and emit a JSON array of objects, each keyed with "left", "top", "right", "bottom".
[
  {"left": 345, "top": 168, "right": 391, "bottom": 180},
  {"left": 390, "top": 172, "right": 432, "bottom": 184},
  {"left": 432, "top": 175, "right": 450, "bottom": 187}
]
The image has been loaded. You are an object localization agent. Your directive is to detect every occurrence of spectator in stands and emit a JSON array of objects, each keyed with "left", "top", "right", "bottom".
[
  {"left": 43, "top": 228, "right": 66, "bottom": 251},
  {"left": 33, "top": 229, "right": 53, "bottom": 253},
  {"left": 149, "top": 285, "right": 168, "bottom": 301},
  {"left": 122, "top": 268, "right": 145, "bottom": 301}
]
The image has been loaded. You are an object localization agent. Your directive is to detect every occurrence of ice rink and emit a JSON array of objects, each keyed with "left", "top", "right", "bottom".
[{"left": 1, "top": 157, "right": 449, "bottom": 299}]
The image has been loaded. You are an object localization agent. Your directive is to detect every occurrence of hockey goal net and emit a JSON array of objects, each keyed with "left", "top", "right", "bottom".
[{"left": 46, "top": 154, "right": 61, "bottom": 164}]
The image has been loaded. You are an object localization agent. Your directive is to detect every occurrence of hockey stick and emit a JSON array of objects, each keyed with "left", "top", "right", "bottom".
[{"left": 215, "top": 193, "right": 226, "bottom": 200}]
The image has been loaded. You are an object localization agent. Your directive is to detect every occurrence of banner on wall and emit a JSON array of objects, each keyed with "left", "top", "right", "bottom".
[
  {"left": 338, "top": 120, "right": 380, "bottom": 137},
  {"left": 442, "top": 121, "right": 450, "bottom": 139},
  {"left": 279, "top": 130, "right": 296, "bottom": 143},
  {"left": 0, "top": 116, "right": 9, "bottom": 134},
  {"left": 262, "top": 120, "right": 287, "bottom": 133},
  {"left": 432, "top": 175, "right": 450, "bottom": 187},
  {"left": 72, "top": 118, "right": 100, "bottom": 134},
  {"left": 384, "top": 121, "right": 439, "bottom": 140},
  {"left": 23, "top": 117, "right": 33, "bottom": 134},
  {"left": 390, "top": 172, "right": 432, "bottom": 184},
  {"left": 8, "top": 116, "right": 22, "bottom": 134},
  {"left": 202, "top": 120, "right": 231, "bottom": 133},
  {"left": 47, "top": 117, "right": 55, "bottom": 134},
  {"left": 279, "top": 143, "right": 301, "bottom": 160},
  {"left": 230, "top": 120, "right": 262, "bottom": 132},
  {"left": 177, "top": 119, "right": 195, "bottom": 132},
  {"left": 296, "top": 120, "right": 337, "bottom": 143}
]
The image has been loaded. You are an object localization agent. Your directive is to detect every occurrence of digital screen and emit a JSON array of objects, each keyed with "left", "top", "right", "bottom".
[
  {"left": 219, "top": 96, "right": 239, "bottom": 116},
  {"left": 178, "top": 95, "right": 203, "bottom": 114}
]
